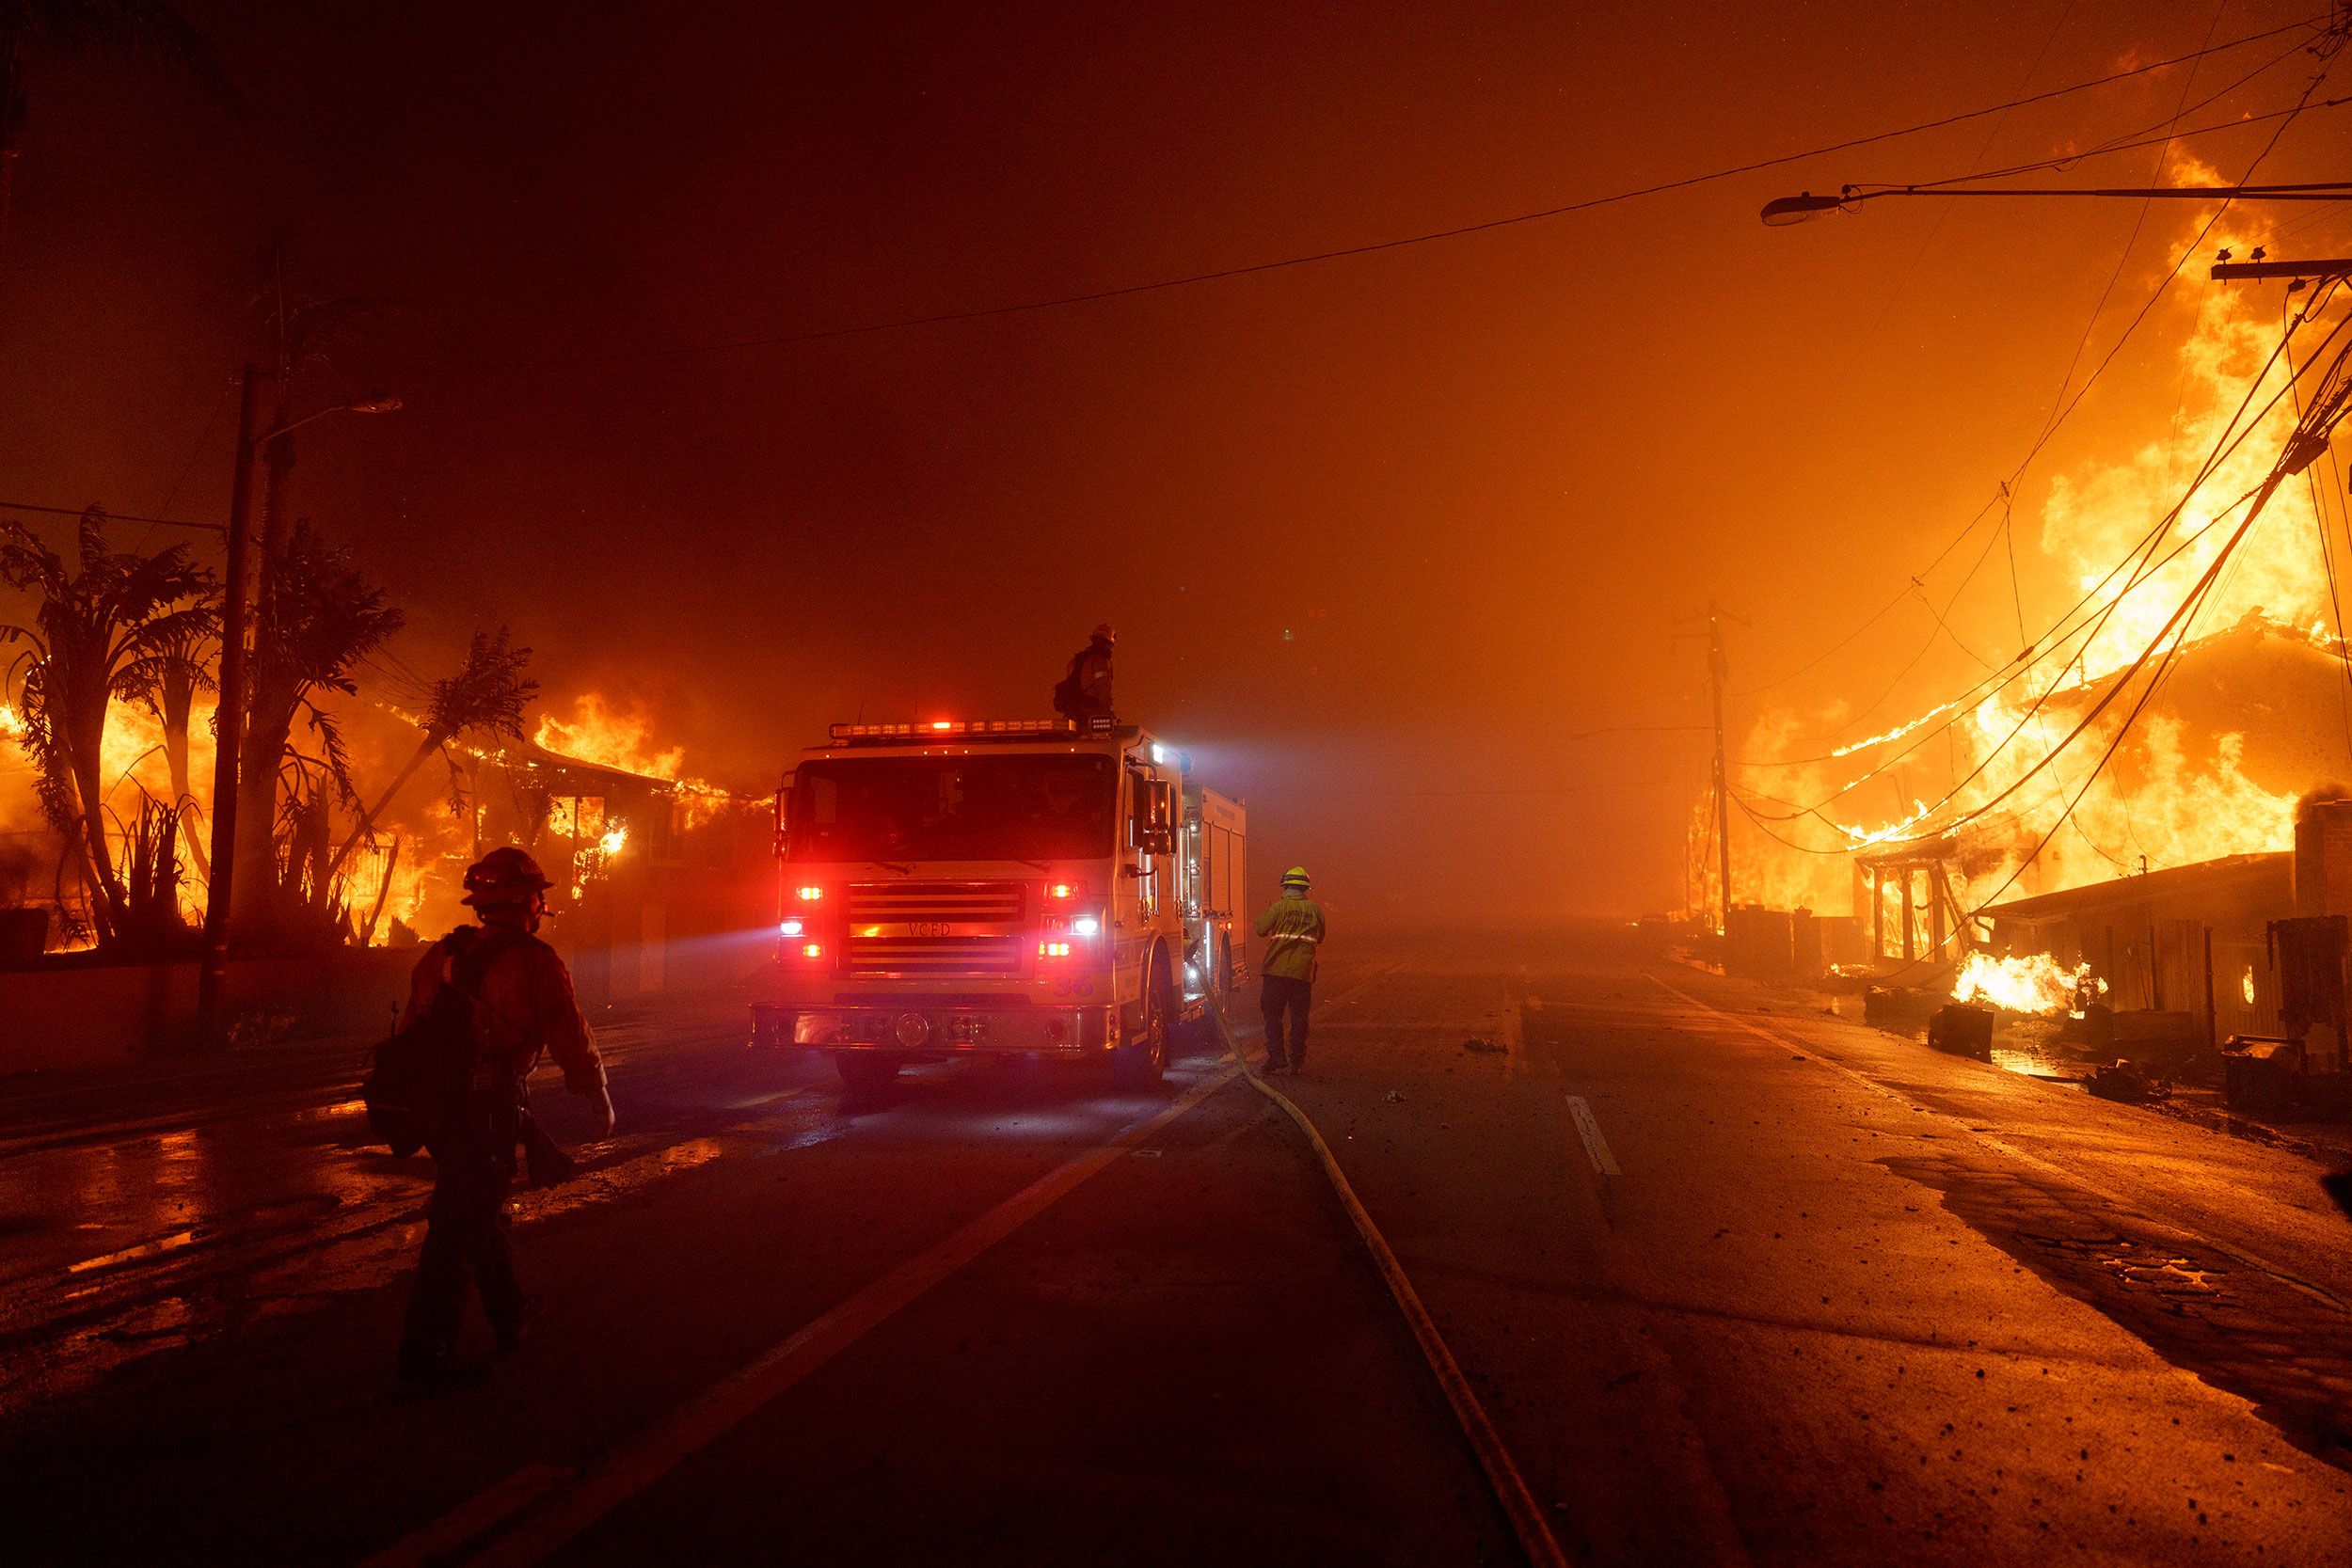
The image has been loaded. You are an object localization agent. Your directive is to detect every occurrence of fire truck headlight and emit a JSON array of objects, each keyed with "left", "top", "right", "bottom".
[
  {"left": 1072, "top": 915, "right": 1101, "bottom": 937},
  {"left": 780, "top": 918, "right": 804, "bottom": 938}
]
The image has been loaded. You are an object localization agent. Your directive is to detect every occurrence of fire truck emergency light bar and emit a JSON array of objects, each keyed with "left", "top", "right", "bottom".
[{"left": 828, "top": 718, "right": 1116, "bottom": 742}]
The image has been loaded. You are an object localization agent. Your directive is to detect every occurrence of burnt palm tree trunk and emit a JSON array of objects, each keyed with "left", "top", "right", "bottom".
[
  {"left": 62, "top": 696, "right": 125, "bottom": 939},
  {"left": 157, "top": 661, "right": 208, "bottom": 876}
]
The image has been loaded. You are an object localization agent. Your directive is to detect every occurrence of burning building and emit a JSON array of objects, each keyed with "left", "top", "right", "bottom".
[{"left": 1709, "top": 206, "right": 2352, "bottom": 981}]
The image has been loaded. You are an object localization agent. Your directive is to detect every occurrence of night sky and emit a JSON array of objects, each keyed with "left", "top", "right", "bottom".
[{"left": 4, "top": 0, "right": 2345, "bottom": 921}]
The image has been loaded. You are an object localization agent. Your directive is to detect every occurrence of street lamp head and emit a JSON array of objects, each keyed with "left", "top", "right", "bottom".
[
  {"left": 1760, "top": 191, "right": 1849, "bottom": 227},
  {"left": 346, "top": 393, "right": 402, "bottom": 415}
]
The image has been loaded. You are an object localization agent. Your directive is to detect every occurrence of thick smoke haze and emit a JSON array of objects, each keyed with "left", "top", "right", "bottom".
[{"left": 3, "top": 0, "right": 2345, "bottom": 924}]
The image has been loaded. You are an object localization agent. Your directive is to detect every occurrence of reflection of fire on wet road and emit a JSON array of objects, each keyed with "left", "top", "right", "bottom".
[
  {"left": 0, "top": 1086, "right": 835, "bottom": 1418},
  {"left": 0, "top": 999, "right": 823, "bottom": 1418}
]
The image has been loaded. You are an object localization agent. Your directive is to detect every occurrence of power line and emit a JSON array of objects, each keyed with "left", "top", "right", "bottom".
[
  {"left": 1740, "top": 23, "right": 2344, "bottom": 696},
  {"left": 402, "top": 14, "right": 2335, "bottom": 379},
  {"left": 1737, "top": 52, "right": 2349, "bottom": 808},
  {"left": 1741, "top": 301, "right": 2339, "bottom": 827},
  {"left": 0, "top": 499, "right": 222, "bottom": 533}
]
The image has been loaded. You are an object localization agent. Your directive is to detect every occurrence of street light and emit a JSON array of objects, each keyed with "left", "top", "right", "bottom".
[
  {"left": 1761, "top": 180, "right": 2352, "bottom": 225},
  {"left": 195, "top": 369, "right": 400, "bottom": 1044}
]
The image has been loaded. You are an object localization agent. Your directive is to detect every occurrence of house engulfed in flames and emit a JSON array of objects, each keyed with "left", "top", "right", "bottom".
[
  {"left": 445, "top": 703, "right": 773, "bottom": 1003},
  {"left": 1708, "top": 209, "right": 2352, "bottom": 1007}
]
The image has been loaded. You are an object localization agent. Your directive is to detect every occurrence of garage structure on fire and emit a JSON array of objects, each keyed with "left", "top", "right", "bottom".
[{"left": 751, "top": 717, "right": 1245, "bottom": 1093}]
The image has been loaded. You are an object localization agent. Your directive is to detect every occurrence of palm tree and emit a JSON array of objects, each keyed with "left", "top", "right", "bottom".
[
  {"left": 0, "top": 3, "right": 233, "bottom": 284},
  {"left": 231, "top": 520, "right": 401, "bottom": 937},
  {"left": 326, "top": 628, "right": 536, "bottom": 886},
  {"left": 121, "top": 610, "right": 215, "bottom": 875},
  {"left": 0, "top": 507, "right": 214, "bottom": 943}
]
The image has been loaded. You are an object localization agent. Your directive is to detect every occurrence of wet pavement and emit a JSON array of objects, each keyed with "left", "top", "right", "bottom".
[{"left": 5, "top": 930, "right": 2352, "bottom": 1563}]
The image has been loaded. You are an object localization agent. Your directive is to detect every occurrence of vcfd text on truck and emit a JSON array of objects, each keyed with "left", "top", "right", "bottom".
[{"left": 751, "top": 718, "right": 1247, "bottom": 1094}]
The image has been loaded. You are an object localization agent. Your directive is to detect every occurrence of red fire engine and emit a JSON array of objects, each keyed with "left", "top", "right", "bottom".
[{"left": 751, "top": 717, "right": 1246, "bottom": 1092}]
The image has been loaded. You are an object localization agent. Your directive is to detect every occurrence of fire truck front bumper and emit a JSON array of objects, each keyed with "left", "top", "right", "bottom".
[{"left": 750, "top": 1003, "right": 1118, "bottom": 1057}]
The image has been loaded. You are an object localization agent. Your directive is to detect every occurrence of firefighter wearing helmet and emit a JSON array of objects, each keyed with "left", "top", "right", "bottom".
[
  {"left": 1252, "top": 865, "right": 1326, "bottom": 1074},
  {"left": 395, "top": 847, "right": 613, "bottom": 1386},
  {"left": 1052, "top": 622, "right": 1117, "bottom": 725}
]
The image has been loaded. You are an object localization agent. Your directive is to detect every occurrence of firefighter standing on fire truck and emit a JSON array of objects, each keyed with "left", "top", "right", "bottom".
[
  {"left": 396, "top": 847, "right": 613, "bottom": 1386},
  {"left": 1254, "top": 865, "right": 1325, "bottom": 1074},
  {"left": 1053, "top": 623, "right": 1117, "bottom": 722}
]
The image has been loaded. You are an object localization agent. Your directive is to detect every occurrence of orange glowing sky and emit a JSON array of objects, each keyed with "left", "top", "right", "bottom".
[{"left": 1, "top": 0, "right": 2347, "bottom": 920}]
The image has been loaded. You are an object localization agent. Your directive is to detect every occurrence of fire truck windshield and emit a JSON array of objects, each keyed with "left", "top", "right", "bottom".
[{"left": 787, "top": 754, "right": 1118, "bottom": 863}]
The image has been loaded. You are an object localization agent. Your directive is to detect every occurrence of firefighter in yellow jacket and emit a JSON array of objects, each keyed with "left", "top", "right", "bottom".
[{"left": 1253, "top": 865, "right": 1326, "bottom": 1074}]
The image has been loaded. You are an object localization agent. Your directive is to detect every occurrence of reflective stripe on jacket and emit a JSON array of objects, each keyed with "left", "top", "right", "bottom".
[{"left": 1253, "top": 894, "right": 1327, "bottom": 982}]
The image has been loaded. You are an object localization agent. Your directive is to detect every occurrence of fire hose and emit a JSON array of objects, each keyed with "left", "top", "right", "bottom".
[{"left": 1205, "top": 992, "right": 1570, "bottom": 1568}]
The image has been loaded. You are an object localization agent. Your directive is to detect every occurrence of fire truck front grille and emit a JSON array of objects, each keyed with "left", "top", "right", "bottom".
[
  {"left": 845, "top": 937, "right": 1025, "bottom": 977},
  {"left": 847, "top": 881, "right": 1027, "bottom": 924}
]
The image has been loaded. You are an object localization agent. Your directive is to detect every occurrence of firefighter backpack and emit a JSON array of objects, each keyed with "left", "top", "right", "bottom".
[{"left": 361, "top": 927, "right": 517, "bottom": 1156}]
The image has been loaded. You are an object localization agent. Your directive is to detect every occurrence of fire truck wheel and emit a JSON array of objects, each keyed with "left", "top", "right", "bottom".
[
  {"left": 834, "top": 1053, "right": 901, "bottom": 1097},
  {"left": 1113, "top": 964, "right": 1172, "bottom": 1091}
]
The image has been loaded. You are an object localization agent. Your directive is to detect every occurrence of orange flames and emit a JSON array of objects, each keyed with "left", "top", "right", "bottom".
[
  {"left": 1952, "top": 952, "right": 2106, "bottom": 1016},
  {"left": 535, "top": 694, "right": 685, "bottom": 781},
  {"left": 1722, "top": 198, "right": 2335, "bottom": 927}
]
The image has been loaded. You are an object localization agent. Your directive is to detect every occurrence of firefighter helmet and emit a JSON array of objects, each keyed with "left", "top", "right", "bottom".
[
  {"left": 463, "top": 847, "right": 553, "bottom": 908},
  {"left": 1091, "top": 622, "right": 1116, "bottom": 645},
  {"left": 1281, "top": 864, "right": 1311, "bottom": 888}
]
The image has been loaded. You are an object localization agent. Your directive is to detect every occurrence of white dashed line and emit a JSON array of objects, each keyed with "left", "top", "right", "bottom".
[{"left": 1565, "top": 1096, "right": 1621, "bottom": 1178}]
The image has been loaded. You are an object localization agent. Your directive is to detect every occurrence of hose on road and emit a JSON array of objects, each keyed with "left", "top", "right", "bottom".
[{"left": 1206, "top": 993, "right": 1570, "bottom": 1568}]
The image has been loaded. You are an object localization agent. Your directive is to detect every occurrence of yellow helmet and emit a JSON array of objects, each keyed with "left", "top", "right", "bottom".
[{"left": 1281, "top": 865, "right": 1311, "bottom": 888}]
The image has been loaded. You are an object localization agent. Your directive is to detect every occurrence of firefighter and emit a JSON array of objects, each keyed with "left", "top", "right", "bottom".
[
  {"left": 1052, "top": 623, "right": 1117, "bottom": 723},
  {"left": 1253, "top": 865, "right": 1326, "bottom": 1074},
  {"left": 396, "top": 847, "right": 613, "bottom": 1386}
]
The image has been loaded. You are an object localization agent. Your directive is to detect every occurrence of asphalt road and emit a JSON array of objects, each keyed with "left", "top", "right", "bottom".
[{"left": 5, "top": 926, "right": 2352, "bottom": 1565}]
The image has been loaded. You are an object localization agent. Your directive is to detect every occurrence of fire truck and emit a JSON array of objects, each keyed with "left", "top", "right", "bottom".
[{"left": 750, "top": 717, "right": 1247, "bottom": 1093}]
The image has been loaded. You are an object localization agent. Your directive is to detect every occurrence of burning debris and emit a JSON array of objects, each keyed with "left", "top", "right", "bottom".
[{"left": 1952, "top": 952, "right": 2106, "bottom": 1018}]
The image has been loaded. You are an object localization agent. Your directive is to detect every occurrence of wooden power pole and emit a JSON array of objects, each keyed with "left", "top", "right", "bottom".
[{"left": 1708, "top": 602, "right": 1732, "bottom": 937}]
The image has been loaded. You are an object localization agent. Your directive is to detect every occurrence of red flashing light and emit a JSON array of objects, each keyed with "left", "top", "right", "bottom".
[
  {"left": 801, "top": 942, "right": 825, "bottom": 959},
  {"left": 1038, "top": 941, "right": 1073, "bottom": 958},
  {"left": 1047, "top": 881, "right": 1079, "bottom": 899},
  {"left": 930, "top": 720, "right": 955, "bottom": 731},
  {"left": 795, "top": 885, "right": 823, "bottom": 902}
]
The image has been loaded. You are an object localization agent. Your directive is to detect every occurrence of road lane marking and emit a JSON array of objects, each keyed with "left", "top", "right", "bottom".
[
  {"left": 364, "top": 1464, "right": 568, "bottom": 1568},
  {"left": 1565, "top": 1096, "right": 1621, "bottom": 1178},
  {"left": 404, "top": 1068, "right": 1241, "bottom": 1566},
  {"left": 1214, "top": 997, "right": 1570, "bottom": 1568}
]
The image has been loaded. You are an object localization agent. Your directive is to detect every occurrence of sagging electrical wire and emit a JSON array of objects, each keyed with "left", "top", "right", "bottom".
[
  {"left": 1739, "top": 298, "right": 2347, "bottom": 826},
  {"left": 1749, "top": 21, "right": 2347, "bottom": 700},
  {"left": 1919, "top": 328, "right": 2352, "bottom": 894}
]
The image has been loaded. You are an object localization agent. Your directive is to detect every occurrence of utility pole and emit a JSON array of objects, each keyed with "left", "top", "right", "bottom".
[
  {"left": 196, "top": 365, "right": 261, "bottom": 1045},
  {"left": 1708, "top": 602, "right": 1732, "bottom": 937},
  {"left": 192, "top": 372, "right": 399, "bottom": 1044}
]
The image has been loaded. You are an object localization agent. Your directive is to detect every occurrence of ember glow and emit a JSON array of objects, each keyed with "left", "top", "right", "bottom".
[{"left": 1952, "top": 952, "right": 2107, "bottom": 1017}]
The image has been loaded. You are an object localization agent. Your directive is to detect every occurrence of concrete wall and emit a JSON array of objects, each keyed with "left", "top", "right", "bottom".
[{"left": 0, "top": 947, "right": 423, "bottom": 1077}]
